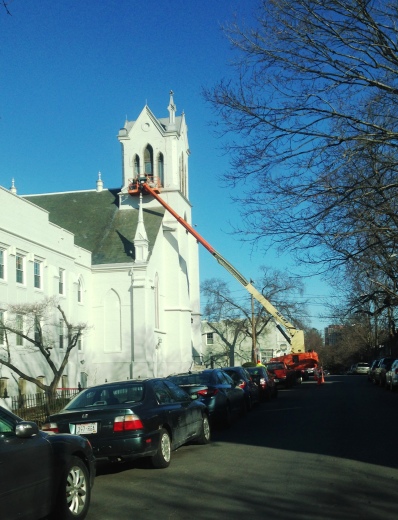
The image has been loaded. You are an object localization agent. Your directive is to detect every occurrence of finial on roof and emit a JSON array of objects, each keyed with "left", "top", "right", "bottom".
[
  {"left": 10, "top": 178, "right": 17, "bottom": 195},
  {"left": 96, "top": 171, "right": 104, "bottom": 192}
]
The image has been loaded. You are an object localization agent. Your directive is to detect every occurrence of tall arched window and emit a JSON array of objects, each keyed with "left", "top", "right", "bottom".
[
  {"left": 157, "top": 153, "right": 164, "bottom": 187},
  {"left": 144, "top": 144, "right": 153, "bottom": 177},
  {"left": 104, "top": 289, "right": 122, "bottom": 352},
  {"left": 134, "top": 154, "right": 140, "bottom": 175},
  {"left": 154, "top": 273, "right": 160, "bottom": 329}
]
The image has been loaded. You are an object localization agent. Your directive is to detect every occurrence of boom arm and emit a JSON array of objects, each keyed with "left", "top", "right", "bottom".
[{"left": 128, "top": 178, "right": 305, "bottom": 353}]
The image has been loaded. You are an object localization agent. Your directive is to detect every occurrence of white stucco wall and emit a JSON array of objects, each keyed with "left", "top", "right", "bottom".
[{"left": 0, "top": 186, "right": 92, "bottom": 397}]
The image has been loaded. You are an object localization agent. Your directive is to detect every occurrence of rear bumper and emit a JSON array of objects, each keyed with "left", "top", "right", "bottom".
[{"left": 89, "top": 431, "right": 159, "bottom": 460}]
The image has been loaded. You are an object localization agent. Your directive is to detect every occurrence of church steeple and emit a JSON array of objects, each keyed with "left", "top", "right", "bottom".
[
  {"left": 167, "top": 90, "right": 176, "bottom": 128},
  {"left": 134, "top": 192, "right": 149, "bottom": 262}
]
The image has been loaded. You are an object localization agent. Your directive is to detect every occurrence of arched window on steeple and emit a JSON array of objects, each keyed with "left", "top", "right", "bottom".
[
  {"left": 134, "top": 154, "right": 140, "bottom": 175},
  {"left": 157, "top": 152, "right": 164, "bottom": 187},
  {"left": 144, "top": 144, "right": 153, "bottom": 179}
]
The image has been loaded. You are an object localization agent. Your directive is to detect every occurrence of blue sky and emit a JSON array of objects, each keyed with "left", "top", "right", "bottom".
[{"left": 0, "top": 0, "right": 332, "bottom": 332}]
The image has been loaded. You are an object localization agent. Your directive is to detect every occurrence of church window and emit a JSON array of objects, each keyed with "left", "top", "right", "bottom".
[
  {"left": 157, "top": 153, "right": 164, "bottom": 187},
  {"left": 134, "top": 154, "right": 140, "bottom": 175},
  {"left": 154, "top": 273, "right": 160, "bottom": 329},
  {"left": 144, "top": 145, "right": 153, "bottom": 177}
]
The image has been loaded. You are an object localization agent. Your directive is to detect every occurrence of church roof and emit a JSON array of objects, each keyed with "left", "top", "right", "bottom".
[{"left": 24, "top": 189, "right": 164, "bottom": 265}]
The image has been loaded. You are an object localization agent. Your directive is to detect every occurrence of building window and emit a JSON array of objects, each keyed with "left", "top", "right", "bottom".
[
  {"left": 154, "top": 273, "right": 160, "bottom": 329},
  {"left": 16, "top": 314, "right": 23, "bottom": 346},
  {"left": 77, "top": 280, "right": 82, "bottom": 303},
  {"left": 59, "top": 268, "right": 64, "bottom": 295},
  {"left": 16, "top": 255, "right": 24, "bottom": 284},
  {"left": 0, "top": 310, "right": 4, "bottom": 345},
  {"left": 34, "top": 260, "right": 41, "bottom": 289},
  {"left": 144, "top": 144, "right": 153, "bottom": 176},
  {"left": 34, "top": 316, "right": 41, "bottom": 344},
  {"left": 0, "top": 249, "right": 4, "bottom": 280},
  {"left": 134, "top": 154, "right": 140, "bottom": 175},
  {"left": 59, "top": 320, "right": 64, "bottom": 349},
  {"left": 157, "top": 152, "right": 164, "bottom": 187},
  {"left": 206, "top": 333, "right": 214, "bottom": 345},
  {"left": 78, "top": 337, "right": 82, "bottom": 351}
]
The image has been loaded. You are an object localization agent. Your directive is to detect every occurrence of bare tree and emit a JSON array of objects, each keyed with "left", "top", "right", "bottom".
[
  {"left": 201, "top": 266, "right": 308, "bottom": 365},
  {"left": 204, "top": 0, "right": 398, "bottom": 302},
  {"left": 0, "top": 297, "right": 88, "bottom": 402}
]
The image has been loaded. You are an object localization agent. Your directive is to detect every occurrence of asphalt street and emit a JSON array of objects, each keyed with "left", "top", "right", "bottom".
[{"left": 85, "top": 375, "right": 398, "bottom": 520}]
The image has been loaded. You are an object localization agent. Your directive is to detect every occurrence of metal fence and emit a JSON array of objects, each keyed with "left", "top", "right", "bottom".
[{"left": 10, "top": 388, "right": 80, "bottom": 427}]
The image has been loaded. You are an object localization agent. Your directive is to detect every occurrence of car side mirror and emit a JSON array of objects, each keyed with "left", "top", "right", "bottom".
[{"left": 16, "top": 421, "right": 39, "bottom": 438}]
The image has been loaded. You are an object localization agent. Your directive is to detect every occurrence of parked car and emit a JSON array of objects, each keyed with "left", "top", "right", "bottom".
[
  {"left": 0, "top": 405, "right": 95, "bottom": 520},
  {"left": 266, "top": 361, "right": 296, "bottom": 387},
  {"left": 222, "top": 366, "right": 260, "bottom": 410},
  {"left": 368, "top": 359, "right": 380, "bottom": 382},
  {"left": 373, "top": 357, "right": 395, "bottom": 386},
  {"left": 167, "top": 369, "right": 246, "bottom": 427},
  {"left": 43, "top": 378, "right": 210, "bottom": 468},
  {"left": 354, "top": 362, "right": 370, "bottom": 375},
  {"left": 385, "top": 359, "right": 398, "bottom": 391},
  {"left": 246, "top": 366, "right": 278, "bottom": 401}
]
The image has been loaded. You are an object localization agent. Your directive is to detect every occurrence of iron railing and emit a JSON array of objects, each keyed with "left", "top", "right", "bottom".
[{"left": 10, "top": 388, "right": 81, "bottom": 427}]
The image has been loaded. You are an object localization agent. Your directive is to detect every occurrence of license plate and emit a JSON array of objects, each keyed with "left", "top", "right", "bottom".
[{"left": 76, "top": 422, "right": 98, "bottom": 435}]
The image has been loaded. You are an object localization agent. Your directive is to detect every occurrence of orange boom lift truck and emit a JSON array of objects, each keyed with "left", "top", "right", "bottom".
[{"left": 128, "top": 175, "right": 318, "bottom": 374}]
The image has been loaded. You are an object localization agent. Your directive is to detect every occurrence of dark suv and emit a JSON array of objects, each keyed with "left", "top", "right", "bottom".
[
  {"left": 167, "top": 369, "right": 246, "bottom": 427},
  {"left": 222, "top": 366, "right": 260, "bottom": 410}
]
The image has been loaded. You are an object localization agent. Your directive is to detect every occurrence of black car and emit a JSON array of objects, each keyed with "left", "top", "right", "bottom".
[
  {"left": 167, "top": 369, "right": 246, "bottom": 427},
  {"left": 0, "top": 405, "right": 95, "bottom": 520},
  {"left": 43, "top": 378, "right": 210, "bottom": 468},
  {"left": 222, "top": 366, "right": 260, "bottom": 410},
  {"left": 246, "top": 366, "right": 278, "bottom": 401}
]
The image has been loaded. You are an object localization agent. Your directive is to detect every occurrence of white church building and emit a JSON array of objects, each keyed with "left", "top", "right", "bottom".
[{"left": 0, "top": 92, "right": 202, "bottom": 397}]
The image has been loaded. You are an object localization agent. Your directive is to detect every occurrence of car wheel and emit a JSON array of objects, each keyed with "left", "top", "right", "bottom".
[
  {"left": 151, "top": 428, "right": 171, "bottom": 468},
  {"left": 54, "top": 456, "right": 91, "bottom": 520},
  {"left": 197, "top": 415, "right": 211, "bottom": 444}
]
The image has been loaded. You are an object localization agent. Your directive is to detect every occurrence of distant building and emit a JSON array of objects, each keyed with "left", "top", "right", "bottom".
[
  {"left": 324, "top": 324, "right": 344, "bottom": 347},
  {"left": 201, "top": 319, "right": 290, "bottom": 367},
  {"left": 0, "top": 92, "right": 202, "bottom": 397}
]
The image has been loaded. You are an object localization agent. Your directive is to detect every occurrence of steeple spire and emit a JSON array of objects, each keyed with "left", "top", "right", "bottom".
[{"left": 167, "top": 90, "right": 176, "bottom": 127}]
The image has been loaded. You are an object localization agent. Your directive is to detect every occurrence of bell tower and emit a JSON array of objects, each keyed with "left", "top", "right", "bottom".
[{"left": 117, "top": 91, "right": 190, "bottom": 201}]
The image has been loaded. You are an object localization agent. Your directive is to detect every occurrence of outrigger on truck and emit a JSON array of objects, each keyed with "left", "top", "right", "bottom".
[{"left": 128, "top": 175, "right": 317, "bottom": 367}]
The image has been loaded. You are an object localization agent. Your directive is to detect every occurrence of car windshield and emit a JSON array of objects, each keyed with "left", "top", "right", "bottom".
[
  {"left": 64, "top": 383, "right": 145, "bottom": 409},
  {"left": 247, "top": 369, "right": 263, "bottom": 375},
  {"left": 168, "top": 373, "right": 211, "bottom": 385},
  {"left": 357, "top": 363, "right": 369, "bottom": 368},
  {"left": 267, "top": 363, "right": 284, "bottom": 370}
]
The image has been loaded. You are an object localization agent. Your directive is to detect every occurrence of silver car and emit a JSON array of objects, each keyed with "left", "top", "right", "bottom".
[
  {"left": 354, "top": 362, "right": 370, "bottom": 375},
  {"left": 385, "top": 359, "right": 398, "bottom": 391}
]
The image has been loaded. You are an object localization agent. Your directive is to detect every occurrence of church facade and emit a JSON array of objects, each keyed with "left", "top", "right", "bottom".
[{"left": 0, "top": 92, "right": 202, "bottom": 397}]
